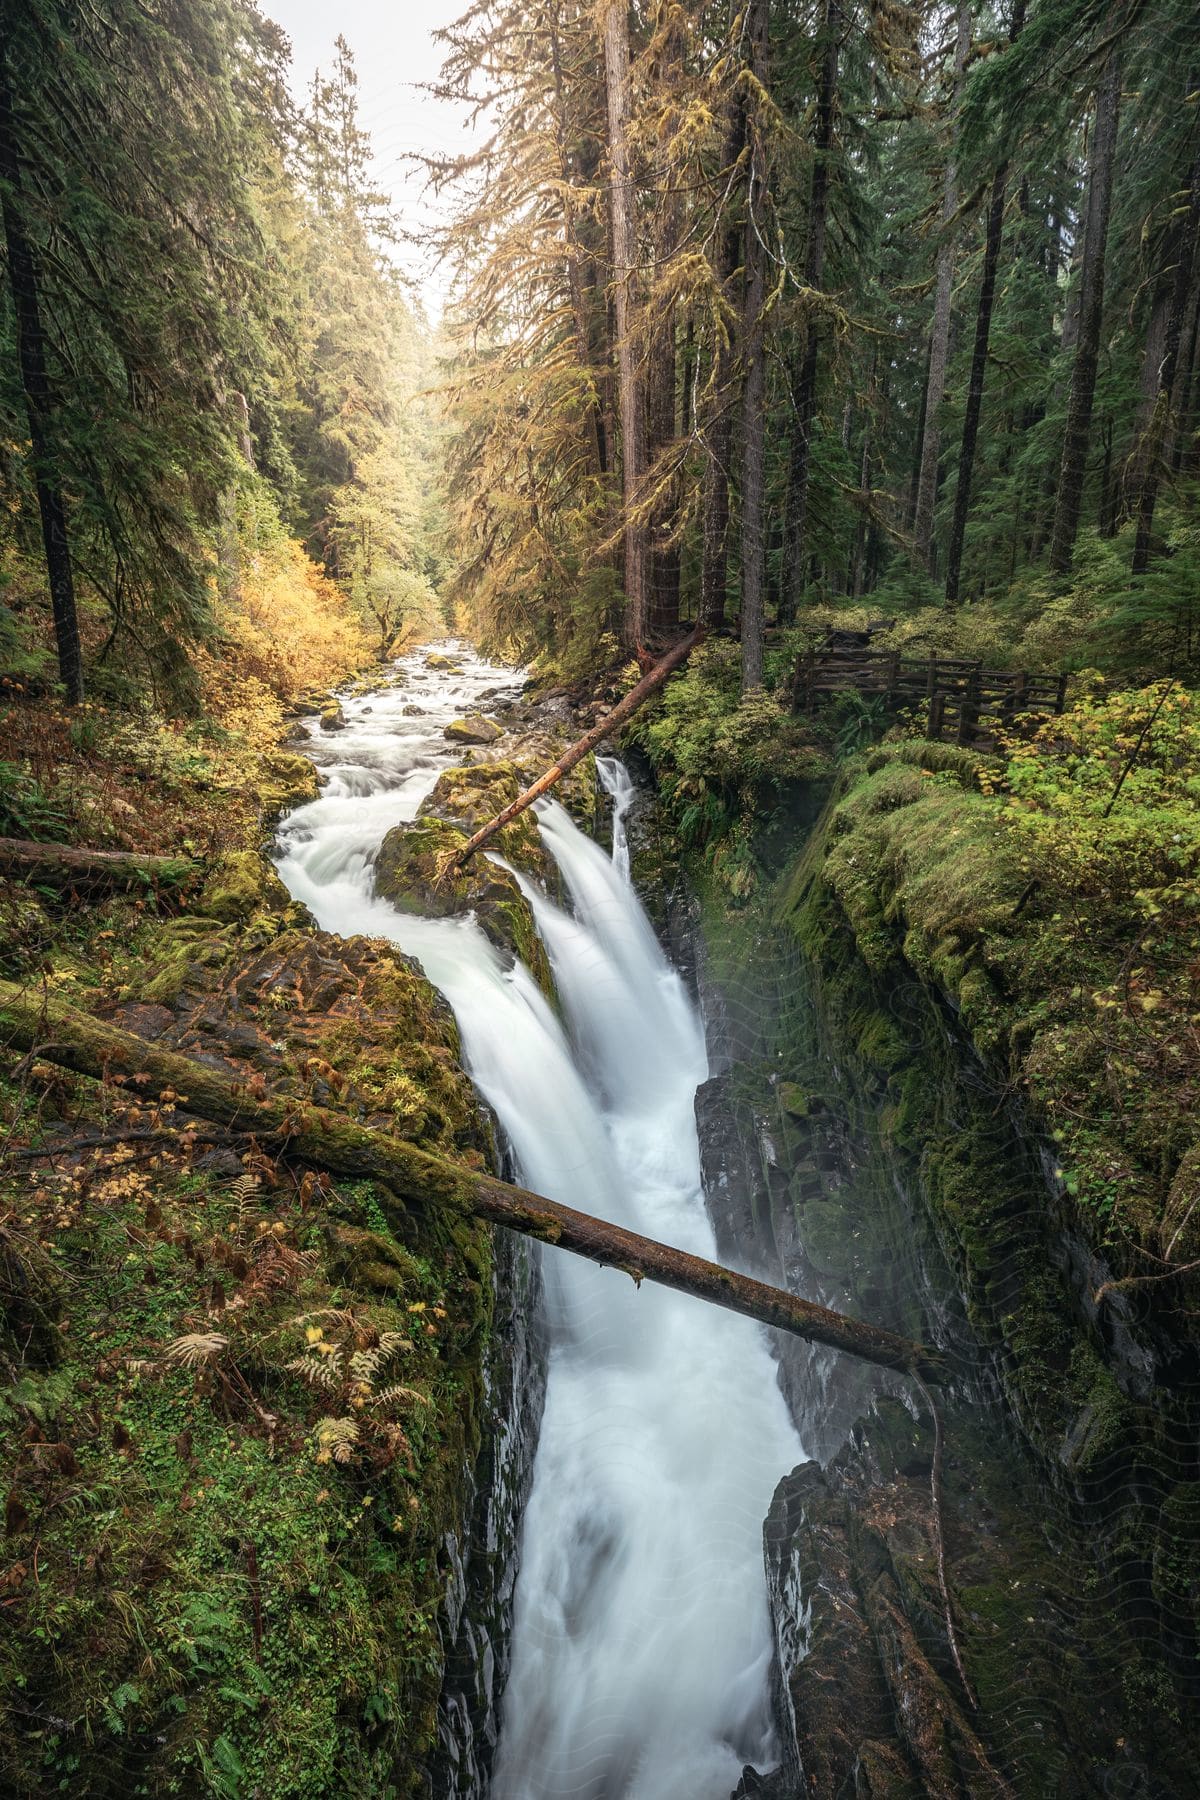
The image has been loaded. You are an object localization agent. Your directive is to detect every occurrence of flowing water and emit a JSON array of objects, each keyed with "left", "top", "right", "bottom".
[{"left": 275, "top": 644, "right": 806, "bottom": 1800}]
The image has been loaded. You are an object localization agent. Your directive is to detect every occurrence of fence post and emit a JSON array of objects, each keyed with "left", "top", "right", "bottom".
[
  {"left": 957, "top": 663, "right": 981, "bottom": 747},
  {"left": 1054, "top": 673, "right": 1068, "bottom": 715},
  {"left": 928, "top": 692, "right": 945, "bottom": 740}
]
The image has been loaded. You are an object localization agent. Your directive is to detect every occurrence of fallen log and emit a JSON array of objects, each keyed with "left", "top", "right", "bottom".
[
  {"left": 0, "top": 838, "right": 200, "bottom": 892},
  {"left": 0, "top": 980, "right": 943, "bottom": 1381},
  {"left": 453, "top": 626, "right": 702, "bottom": 868}
]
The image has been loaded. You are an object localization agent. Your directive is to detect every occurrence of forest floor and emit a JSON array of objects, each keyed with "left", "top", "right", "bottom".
[{"left": 0, "top": 671, "right": 507, "bottom": 1798}]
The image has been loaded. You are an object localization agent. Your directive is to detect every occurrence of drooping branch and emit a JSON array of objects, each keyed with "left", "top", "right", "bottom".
[
  {"left": 0, "top": 980, "right": 943, "bottom": 1381},
  {"left": 0, "top": 838, "right": 201, "bottom": 892},
  {"left": 452, "top": 626, "right": 703, "bottom": 868}
]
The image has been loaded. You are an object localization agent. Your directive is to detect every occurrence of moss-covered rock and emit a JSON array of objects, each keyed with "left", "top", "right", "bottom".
[
  {"left": 418, "top": 760, "right": 550, "bottom": 878},
  {"left": 260, "top": 747, "right": 322, "bottom": 818},
  {"left": 319, "top": 700, "right": 346, "bottom": 731},
  {"left": 196, "top": 849, "right": 311, "bottom": 929},
  {"left": 444, "top": 715, "right": 503, "bottom": 745},
  {"left": 374, "top": 816, "right": 554, "bottom": 998},
  {"left": 685, "top": 804, "right": 1200, "bottom": 1791}
]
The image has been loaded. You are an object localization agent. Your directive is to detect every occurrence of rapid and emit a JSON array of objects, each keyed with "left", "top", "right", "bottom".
[{"left": 274, "top": 645, "right": 805, "bottom": 1800}]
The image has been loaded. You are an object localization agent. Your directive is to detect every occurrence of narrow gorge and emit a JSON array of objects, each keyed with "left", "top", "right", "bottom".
[{"left": 270, "top": 648, "right": 1198, "bottom": 1799}]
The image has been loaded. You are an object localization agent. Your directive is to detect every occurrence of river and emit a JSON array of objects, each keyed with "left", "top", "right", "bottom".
[{"left": 274, "top": 643, "right": 806, "bottom": 1800}]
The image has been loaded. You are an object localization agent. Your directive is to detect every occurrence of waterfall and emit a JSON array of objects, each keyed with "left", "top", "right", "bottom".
[{"left": 275, "top": 645, "right": 806, "bottom": 1800}]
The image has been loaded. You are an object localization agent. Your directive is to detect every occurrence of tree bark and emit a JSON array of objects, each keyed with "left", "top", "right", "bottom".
[
  {"left": 550, "top": 6, "right": 608, "bottom": 481},
  {"left": 599, "top": 0, "right": 647, "bottom": 648},
  {"left": 912, "top": 0, "right": 971, "bottom": 571},
  {"left": 783, "top": 0, "right": 840, "bottom": 621},
  {"left": 944, "top": 0, "right": 1027, "bottom": 607},
  {"left": 0, "top": 839, "right": 201, "bottom": 892},
  {"left": 645, "top": 13, "right": 684, "bottom": 645},
  {"left": 0, "top": 67, "right": 84, "bottom": 705},
  {"left": 1131, "top": 129, "right": 1200, "bottom": 574},
  {"left": 699, "top": 58, "right": 748, "bottom": 633},
  {"left": 453, "top": 626, "right": 702, "bottom": 867},
  {"left": 1048, "top": 51, "right": 1121, "bottom": 576},
  {"left": 1169, "top": 267, "right": 1200, "bottom": 475},
  {"left": 739, "top": 0, "right": 770, "bottom": 693},
  {"left": 0, "top": 981, "right": 944, "bottom": 1381}
]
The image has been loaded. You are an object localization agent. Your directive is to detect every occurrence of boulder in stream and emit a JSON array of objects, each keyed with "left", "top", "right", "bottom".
[
  {"left": 445, "top": 715, "right": 504, "bottom": 745},
  {"left": 374, "top": 816, "right": 554, "bottom": 999}
]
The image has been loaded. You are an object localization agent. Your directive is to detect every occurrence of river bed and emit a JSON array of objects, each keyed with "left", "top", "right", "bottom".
[{"left": 274, "top": 644, "right": 806, "bottom": 1800}]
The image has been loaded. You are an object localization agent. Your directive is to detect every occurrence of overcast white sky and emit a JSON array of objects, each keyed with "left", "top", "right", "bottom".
[{"left": 261, "top": 0, "right": 472, "bottom": 312}]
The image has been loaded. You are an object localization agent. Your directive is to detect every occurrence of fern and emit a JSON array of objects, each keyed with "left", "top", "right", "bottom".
[
  {"left": 313, "top": 1415, "right": 359, "bottom": 1464},
  {"left": 372, "top": 1384, "right": 431, "bottom": 1414},
  {"left": 164, "top": 1332, "right": 229, "bottom": 1367},
  {"left": 228, "top": 1172, "right": 262, "bottom": 1243}
]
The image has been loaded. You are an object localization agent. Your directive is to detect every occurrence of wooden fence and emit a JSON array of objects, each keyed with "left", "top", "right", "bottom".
[{"left": 793, "top": 643, "right": 1068, "bottom": 748}]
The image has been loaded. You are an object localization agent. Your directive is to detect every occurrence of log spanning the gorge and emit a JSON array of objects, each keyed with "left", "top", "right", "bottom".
[
  {"left": 0, "top": 980, "right": 943, "bottom": 1381},
  {"left": 0, "top": 837, "right": 200, "bottom": 892},
  {"left": 453, "top": 626, "right": 702, "bottom": 868}
]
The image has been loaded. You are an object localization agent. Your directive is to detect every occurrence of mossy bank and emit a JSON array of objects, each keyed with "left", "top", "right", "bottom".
[
  {"left": 0, "top": 793, "right": 500, "bottom": 1797},
  {"left": 661, "top": 700, "right": 1200, "bottom": 1793}
]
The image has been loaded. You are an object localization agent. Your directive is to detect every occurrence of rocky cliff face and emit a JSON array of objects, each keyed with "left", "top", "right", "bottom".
[
  {"left": 685, "top": 844, "right": 1199, "bottom": 1798},
  {"left": 430, "top": 1232, "right": 546, "bottom": 1799}
]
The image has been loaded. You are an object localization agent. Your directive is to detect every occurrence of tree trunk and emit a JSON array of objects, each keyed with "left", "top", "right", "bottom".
[
  {"left": 1169, "top": 269, "right": 1200, "bottom": 475},
  {"left": 1131, "top": 130, "right": 1200, "bottom": 575},
  {"left": 944, "top": 0, "right": 1026, "bottom": 606},
  {"left": 699, "top": 60, "right": 748, "bottom": 633},
  {"left": 0, "top": 68, "right": 84, "bottom": 705},
  {"left": 784, "top": 0, "right": 840, "bottom": 621},
  {"left": 912, "top": 0, "right": 971, "bottom": 571},
  {"left": 0, "top": 982, "right": 943, "bottom": 1381},
  {"left": 453, "top": 627, "right": 702, "bottom": 867},
  {"left": 550, "top": 7, "right": 608, "bottom": 482},
  {"left": 0, "top": 839, "right": 201, "bottom": 892},
  {"left": 645, "top": 14, "right": 685, "bottom": 645},
  {"left": 739, "top": 0, "right": 770, "bottom": 693},
  {"left": 599, "top": 0, "right": 647, "bottom": 648},
  {"left": 1048, "top": 51, "right": 1121, "bottom": 576}
]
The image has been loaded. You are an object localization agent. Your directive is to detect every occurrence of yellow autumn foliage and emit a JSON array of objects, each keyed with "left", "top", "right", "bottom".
[{"left": 212, "top": 526, "right": 368, "bottom": 706}]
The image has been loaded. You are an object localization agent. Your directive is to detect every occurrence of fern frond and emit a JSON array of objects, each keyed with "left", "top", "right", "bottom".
[
  {"left": 372, "top": 1384, "right": 431, "bottom": 1413},
  {"left": 313, "top": 1415, "right": 359, "bottom": 1464},
  {"left": 284, "top": 1356, "right": 341, "bottom": 1391},
  {"left": 164, "top": 1332, "right": 229, "bottom": 1367}
]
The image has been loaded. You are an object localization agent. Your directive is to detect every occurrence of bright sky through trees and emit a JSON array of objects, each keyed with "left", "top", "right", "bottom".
[{"left": 263, "top": 0, "right": 469, "bottom": 309}]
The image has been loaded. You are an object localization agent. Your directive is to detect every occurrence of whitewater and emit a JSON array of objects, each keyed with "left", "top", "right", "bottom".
[{"left": 274, "top": 644, "right": 805, "bottom": 1800}]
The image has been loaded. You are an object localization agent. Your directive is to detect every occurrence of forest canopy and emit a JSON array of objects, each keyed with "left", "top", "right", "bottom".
[
  {"left": 1, "top": 0, "right": 1197, "bottom": 705},
  {"left": 0, "top": 2, "right": 443, "bottom": 711},
  {"left": 433, "top": 0, "right": 1199, "bottom": 688}
]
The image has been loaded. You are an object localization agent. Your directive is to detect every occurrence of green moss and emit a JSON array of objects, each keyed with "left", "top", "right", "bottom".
[
  {"left": 197, "top": 850, "right": 306, "bottom": 928},
  {"left": 0, "top": 908, "right": 498, "bottom": 1797},
  {"left": 374, "top": 816, "right": 555, "bottom": 999},
  {"left": 444, "top": 715, "right": 503, "bottom": 745}
]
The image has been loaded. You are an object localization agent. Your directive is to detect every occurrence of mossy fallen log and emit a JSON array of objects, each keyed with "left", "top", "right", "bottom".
[
  {"left": 0, "top": 980, "right": 943, "bottom": 1380},
  {"left": 453, "top": 627, "right": 702, "bottom": 867},
  {"left": 0, "top": 837, "right": 200, "bottom": 891}
]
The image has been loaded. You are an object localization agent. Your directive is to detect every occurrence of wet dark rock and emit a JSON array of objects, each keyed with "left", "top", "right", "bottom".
[
  {"left": 433, "top": 1234, "right": 547, "bottom": 1797},
  {"left": 319, "top": 700, "right": 346, "bottom": 731}
]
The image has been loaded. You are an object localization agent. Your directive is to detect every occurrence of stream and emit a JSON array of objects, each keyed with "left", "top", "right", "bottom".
[{"left": 274, "top": 644, "right": 806, "bottom": 1800}]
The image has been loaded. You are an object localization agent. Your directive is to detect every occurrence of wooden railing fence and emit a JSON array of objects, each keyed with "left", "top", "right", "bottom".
[{"left": 794, "top": 643, "right": 1068, "bottom": 748}]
